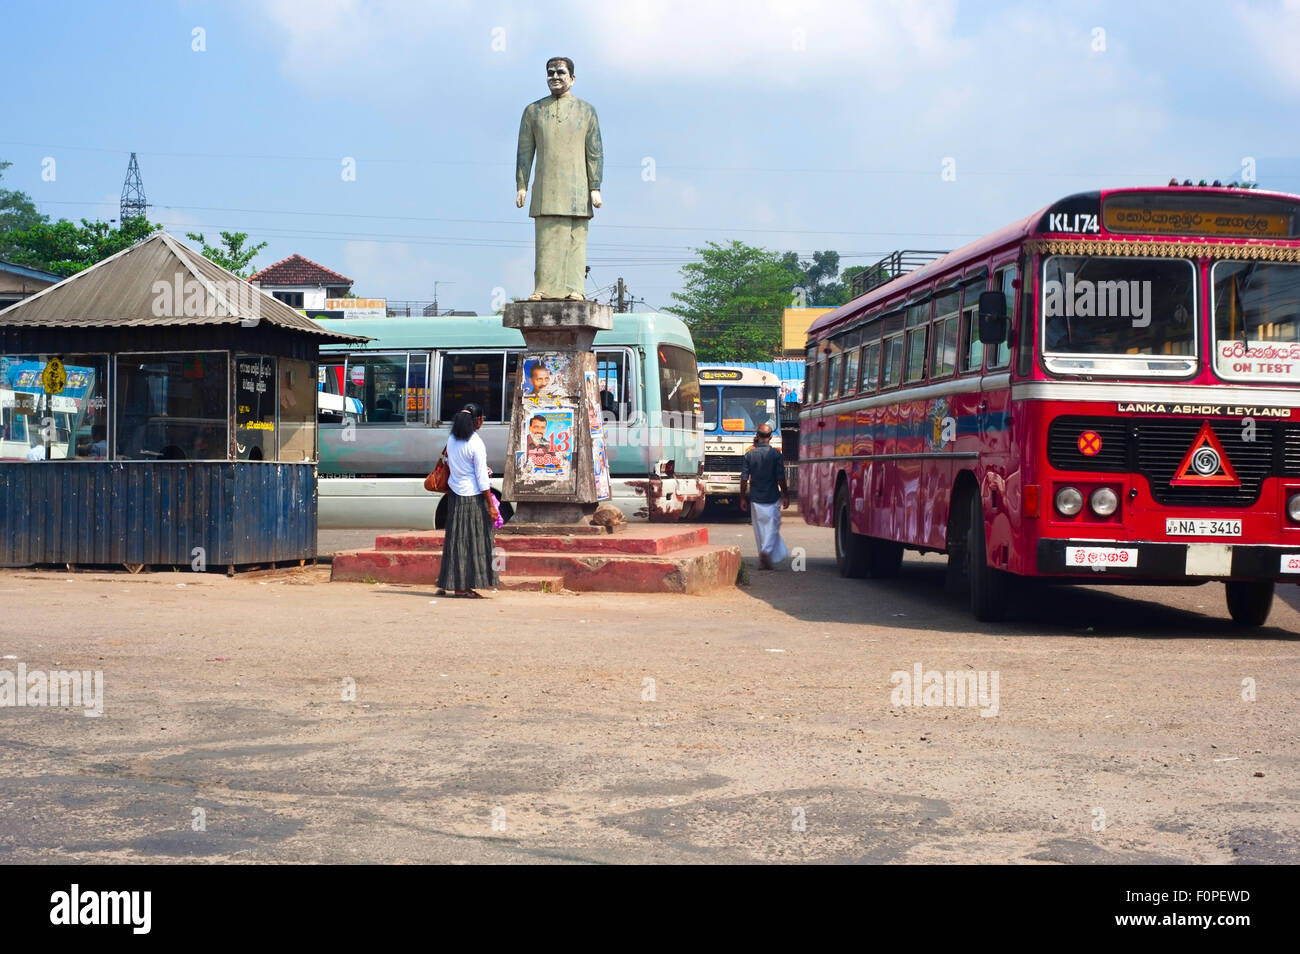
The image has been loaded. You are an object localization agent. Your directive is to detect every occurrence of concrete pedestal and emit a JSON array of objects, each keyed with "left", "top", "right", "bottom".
[
  {"left": 502, "top": 300, "right": 614, "bottom": 525},
  {"left": 331, "top": 525, "right": 742, "bottom": 594}
]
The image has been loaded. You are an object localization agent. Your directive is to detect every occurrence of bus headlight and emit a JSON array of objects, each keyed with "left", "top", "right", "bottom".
[
  {"left": 1288, "top": 493, "right": 1300, "bottom": 522},
  {"left": 1055, "top": 486, "right": 1084, "bottom": 516},
  {"left": 1089, "top": 487, "right": 1119, "bottom": 517}
]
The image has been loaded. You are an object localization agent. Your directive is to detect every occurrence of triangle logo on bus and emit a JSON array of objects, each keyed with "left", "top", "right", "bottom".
[{"left": 1170, "top": 421, "right": 1241, "bottom": 487}]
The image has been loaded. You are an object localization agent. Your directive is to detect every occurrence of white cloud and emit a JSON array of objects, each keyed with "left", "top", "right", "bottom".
[
  {"left": 580, "top": 0, "right": 962, "bottom": 85},
  {"left": 1237, "top": 0, "right": 1300, "bottom": 95}
]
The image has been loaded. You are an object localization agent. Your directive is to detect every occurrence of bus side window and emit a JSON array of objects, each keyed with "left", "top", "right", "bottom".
[
  {"left": 502, "top": 351, "right": 521, "bottom": 421},
  {"left": 959, "top": 281, "right": 985, "bottom": 372},
  {"left": 595, "top": 348, "right": 633, "bottom": 421},
  {"left": 804, "top": 347, "right": 817, "bottom": 405},
  {"left": 657, "top": 345, "right": 700, "bottom": 428},
  {"left": 860, "top": 340, "right": 881, "bottom": 393},
  {"left": 318, "top": 360, "right": 344, "bottom": 423},
  {"left": 903, "top": 298, "right": 930, "bottom": 383},
  {"left": 838, "top": 329, "right": 861, "bottom": 397},
  {"left": 931, "top": 291, "right": 960, "bottom": 378},
  {"left": 882, "top": 333, "right": 904, "bottom": 388},
  {"left": 407, "top": 352, "right": 429, "bottom": 424},
  {"left": 990, "top": 265, "right": 1016, "bottom": 369},
  {"left": 346, "top": 353, "right": 409, "bottom": 424},
  {"left": 439, "top": 352, "right": 505, "bottom": 422}
]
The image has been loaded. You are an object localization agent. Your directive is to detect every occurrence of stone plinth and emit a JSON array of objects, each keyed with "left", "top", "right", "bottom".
[
  {"left": 502, "top": 300, "right": 615, "bottom": 525},
  {"left": 330, "top": 525, "right": 741, "bottom": 594}
]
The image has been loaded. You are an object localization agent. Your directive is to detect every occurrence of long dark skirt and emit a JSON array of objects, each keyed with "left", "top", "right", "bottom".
[{"left": 437, "top": 491, "right": 499, "bottom": 591}]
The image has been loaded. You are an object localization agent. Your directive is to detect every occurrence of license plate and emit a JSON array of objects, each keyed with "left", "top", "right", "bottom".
[
  {"left": 1065, "top": 546, "right": 1138, "bottom": 567},
  {"left": 1165, "top": 519, "right": 1241, "bottom": 537}
]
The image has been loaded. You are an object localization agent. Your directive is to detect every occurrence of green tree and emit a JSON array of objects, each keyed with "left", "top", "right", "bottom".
[
  {"left": 2, "top": 215, "right": 159, "bottom": 276},
  {"left": 840, "top": 262, "right": 890, "bottom": 300},
  {"left": 185, "top": 230, "right": 269, "bottom": 278},
  {"left": 0, "top": 159, "right": 50, "bottom": 259},
  {"left": 668, "top": 241, "right": 794, "bottom": 361},
  {"left": 781, "top": 249, "right": 849, "bottom": 306}
]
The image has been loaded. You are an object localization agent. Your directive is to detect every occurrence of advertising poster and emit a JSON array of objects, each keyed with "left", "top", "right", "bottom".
[
  {"left": 584, "top": 369, "right": 610, "bottom": 500},
  {"left": 584, "top": 369, "right": 604, "bottom": 431},
  {"left": 516, "top": 406, "right": 575, "bottom": 482},
  {"left": 521, "top": 353, "right": 570, "bottom": 404},
  {"left": 591, "top": 431, "right": 611, "bottom": 501}
]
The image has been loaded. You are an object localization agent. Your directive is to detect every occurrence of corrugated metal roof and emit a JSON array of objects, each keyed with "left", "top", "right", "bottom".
[
  {"left": 0, "top": 232, "right": 366, "bottom": 341},
  {"left": 0, "top": 260, "right": 62, "bottom": 283}
]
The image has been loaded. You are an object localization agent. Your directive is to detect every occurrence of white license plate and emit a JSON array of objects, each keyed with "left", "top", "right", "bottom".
[
  {"left": 1065, "top": 546, "right": 1138, "bottom": 567},
  {"left": 1165, "top": 519, "right": 1241, "bottom": 537}
]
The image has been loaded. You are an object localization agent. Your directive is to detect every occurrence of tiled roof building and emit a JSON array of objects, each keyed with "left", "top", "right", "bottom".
[{"left": 250, "top": 254, "right": 352, "bottom": 310}]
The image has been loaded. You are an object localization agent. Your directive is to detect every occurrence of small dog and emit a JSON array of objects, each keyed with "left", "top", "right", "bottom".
[{"left": 591, "top": 503, "right": 627, "bottom": 533}]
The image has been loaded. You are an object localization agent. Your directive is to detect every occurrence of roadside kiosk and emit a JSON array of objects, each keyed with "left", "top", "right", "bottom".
[{"left": 0, "top": 232, "right": 365, "bottom": 571}]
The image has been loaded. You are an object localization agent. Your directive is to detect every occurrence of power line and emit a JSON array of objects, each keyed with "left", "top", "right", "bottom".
[
  {"left": 34, "top": 198, "right": 983, "bottom": 239},
  {"left": 6, "top": 140, "right": 1273, "bottom": 180}
]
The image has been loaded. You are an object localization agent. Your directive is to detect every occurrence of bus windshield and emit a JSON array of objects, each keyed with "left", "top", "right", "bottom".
[
  {"left": 1211, "top": 261, "right": 1300, "bottom": 383},
  {"left": 701, "top": 386, "right": 779, "bottom": 433},
  {"left": 1041, "top": 256, "right": 1197, "bottom": 375}
]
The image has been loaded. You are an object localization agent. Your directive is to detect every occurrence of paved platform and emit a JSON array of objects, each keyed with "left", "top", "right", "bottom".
[{"left": 331, "top": 525, "right": 741, "bottom": 594}]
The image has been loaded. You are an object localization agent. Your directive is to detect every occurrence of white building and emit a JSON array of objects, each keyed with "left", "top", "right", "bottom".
[{"left": 250, "top": 254, "right": 352, "bottom": 310}]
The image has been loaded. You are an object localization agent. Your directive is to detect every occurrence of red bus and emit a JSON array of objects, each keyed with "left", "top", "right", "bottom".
[{"left": 801, "top": 185, "right": 1300, "bottom": 625}]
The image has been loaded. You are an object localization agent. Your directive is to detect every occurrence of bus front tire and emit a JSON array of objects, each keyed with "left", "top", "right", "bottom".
[
  {"left": 967, "top": 494, "right": 1008, "bottom": 622},
  {"left": 834, "top": 486, "right": 869, "bottom": 578},
  {"left": 1225, "top": 580, "right": 1273, "bottom": 627}
]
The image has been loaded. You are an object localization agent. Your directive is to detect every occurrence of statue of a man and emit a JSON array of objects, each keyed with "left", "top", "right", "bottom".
[{"left": 515, "top": 56, "right": 603, "bottom": 301}]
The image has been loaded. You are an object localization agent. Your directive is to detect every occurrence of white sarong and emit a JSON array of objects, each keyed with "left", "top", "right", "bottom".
[{"left": 751, "top": 500, "right": 789, "bottom": 564}]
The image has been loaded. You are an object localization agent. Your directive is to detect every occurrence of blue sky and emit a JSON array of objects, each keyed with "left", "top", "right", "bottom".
[{"left": 3, "top": 0, "right": 1299, "bottom": 312}]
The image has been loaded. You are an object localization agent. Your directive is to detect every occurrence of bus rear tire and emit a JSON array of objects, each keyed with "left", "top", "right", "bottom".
[
  {"left": 1225, "top": 580, "right": 1273, "bottom": 627},
  {"left": 834, "top": 485, "right": 869, "bottom": 578},
  {"left": 967, "top": 494, "right": 1008, "bottom": 622}
]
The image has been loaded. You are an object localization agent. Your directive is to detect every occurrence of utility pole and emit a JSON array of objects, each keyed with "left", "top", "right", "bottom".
[{"left": 608, "top": 278, "right": 645, "bottom": 313}]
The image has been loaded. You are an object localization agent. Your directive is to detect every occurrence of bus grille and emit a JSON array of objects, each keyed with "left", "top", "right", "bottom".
[
  {"left": 703, "top": 454, "right": 742, "bottom": 473},
  {"left": 1047, "top": 415, "right": 1296, "bottom": 508}
]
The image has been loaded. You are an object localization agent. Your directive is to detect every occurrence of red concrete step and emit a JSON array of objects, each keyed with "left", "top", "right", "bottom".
[
  {"left": 374, "top": 525, "right": 710, "bottom": 556},
  {"left": 496, "top": 575, "right": 565, "bottom": 593},
  {"left": 331, "top": 543, "right": 740, "bottom": 595}
]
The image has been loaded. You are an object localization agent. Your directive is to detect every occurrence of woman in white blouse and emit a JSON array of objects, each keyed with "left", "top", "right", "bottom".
[{"left": 437, "top": 403, "right": 501, "bottom": 597}]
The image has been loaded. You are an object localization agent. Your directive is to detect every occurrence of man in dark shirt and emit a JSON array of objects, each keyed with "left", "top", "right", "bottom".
[{"left": 739, "top": 423, "right": 791, "bottom": 569}]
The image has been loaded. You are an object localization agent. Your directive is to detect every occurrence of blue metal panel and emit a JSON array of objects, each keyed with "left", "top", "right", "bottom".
[
  {"left": 716, "top": 359, "right": 804, "bottom": 379},
  {"left": 0, "top": 463, "right": 316, "bottom": 567}
]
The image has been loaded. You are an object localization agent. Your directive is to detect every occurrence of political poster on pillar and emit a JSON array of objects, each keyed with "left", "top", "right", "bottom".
[
  {"left": 584, "top": 369, "right": 610, "bottom": 501},
  {"left": 516, "top": 407, "right": 575, "bottom": 484}
]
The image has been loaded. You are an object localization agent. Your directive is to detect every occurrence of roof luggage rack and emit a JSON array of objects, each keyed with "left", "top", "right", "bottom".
[{"left": 849, "top": 250, "right": 948, "bottom": 299}]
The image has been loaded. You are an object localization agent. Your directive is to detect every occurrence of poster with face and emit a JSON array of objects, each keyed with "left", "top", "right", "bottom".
[
  {"left": 517, "top": 406, "right": 575, "bottom": 481},
  {"left": 521, "top": 354, "right": 570, "bottom": 403},
  {"left": 591, "top": 431, "right": 611, "bottom": 501}
]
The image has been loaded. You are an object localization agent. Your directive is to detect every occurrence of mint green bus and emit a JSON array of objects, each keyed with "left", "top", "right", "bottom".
[{"left": 314, "top": 312, "right": 706, "bottom": 528}]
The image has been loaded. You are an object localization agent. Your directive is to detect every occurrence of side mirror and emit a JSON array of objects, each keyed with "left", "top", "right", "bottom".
[{"left": 977, "top": 290, "right": 1008, "bottom": 345}]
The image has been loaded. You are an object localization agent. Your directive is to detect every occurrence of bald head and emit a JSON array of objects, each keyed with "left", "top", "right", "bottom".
[{"left": 756, "top": 423, "right": 774, "bottom": 442}]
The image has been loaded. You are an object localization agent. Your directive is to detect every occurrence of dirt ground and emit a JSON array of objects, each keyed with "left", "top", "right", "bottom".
[{"left": 1, "top": 513, "right": 1297, "bottom": 864}]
